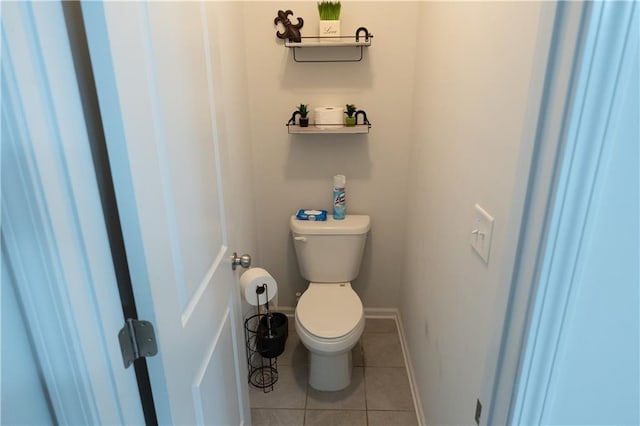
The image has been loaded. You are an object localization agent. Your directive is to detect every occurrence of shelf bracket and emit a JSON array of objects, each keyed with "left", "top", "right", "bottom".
[{"left": 355, "top": 27, "right": 371, "bottom": 42}]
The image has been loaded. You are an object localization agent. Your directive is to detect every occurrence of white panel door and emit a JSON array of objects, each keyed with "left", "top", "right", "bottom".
[{"left": 82, "top": 2, "right": 251, "bottom": 424}]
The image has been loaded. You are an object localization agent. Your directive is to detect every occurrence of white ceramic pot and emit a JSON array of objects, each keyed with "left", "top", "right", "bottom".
[{"left": 319, "top": 20, "right": 340, "bottom": 41}]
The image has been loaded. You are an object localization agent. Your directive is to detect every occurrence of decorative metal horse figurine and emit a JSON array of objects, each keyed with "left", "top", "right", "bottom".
[{"left": 274, "top": 10, "right": 304, "bottom": 43}]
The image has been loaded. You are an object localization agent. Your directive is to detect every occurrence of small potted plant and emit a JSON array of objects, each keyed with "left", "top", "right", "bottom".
[
  {"left": 317, "top": 1, "right": 341, "bottom": 41},
  {"left": 345, "top": 104, "right": 357, "bottom": 126},
  {"left": 298, "top": 104, "right": 309, "bottom": 127}
]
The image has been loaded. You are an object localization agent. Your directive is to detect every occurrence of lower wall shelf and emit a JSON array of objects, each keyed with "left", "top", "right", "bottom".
[{"left": 287, "top": 124, "right": 371, "bottom": 134}]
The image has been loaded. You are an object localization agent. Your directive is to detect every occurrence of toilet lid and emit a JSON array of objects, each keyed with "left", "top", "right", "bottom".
[{"left": 297, "top": 284, "right": 363, "bottom": 339}]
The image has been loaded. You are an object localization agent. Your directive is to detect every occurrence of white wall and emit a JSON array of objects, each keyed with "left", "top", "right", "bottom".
[
  {"left": 400, "top": 3, "right": 546, "bottom": 424},
  {"left": 241, "top": 2, "right": 419, "bottom": 307}
]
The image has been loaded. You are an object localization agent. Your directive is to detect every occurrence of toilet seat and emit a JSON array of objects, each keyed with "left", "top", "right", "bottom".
[{"left": 296, "top": 283, "right": 363, "bottom": 339}]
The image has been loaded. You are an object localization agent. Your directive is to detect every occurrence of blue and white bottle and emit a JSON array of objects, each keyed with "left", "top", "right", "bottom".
[{"left": 333, "top": 174, "right": 346, "bottom": 220}]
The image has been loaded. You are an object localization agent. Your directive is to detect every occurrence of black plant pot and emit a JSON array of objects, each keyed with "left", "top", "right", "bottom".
[
  {"left": 256, "top": 313, "right": 288, "bottom": 358},
  {"left": 299, "top": 117, "right": 309, "bottom": 127}
]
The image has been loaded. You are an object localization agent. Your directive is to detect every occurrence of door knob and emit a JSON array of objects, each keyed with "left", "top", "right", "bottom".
[{"left": 231, "top": 252, "right": 252, "bottom": 270}]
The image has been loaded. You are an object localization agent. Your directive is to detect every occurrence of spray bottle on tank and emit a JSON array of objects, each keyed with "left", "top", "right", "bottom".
[{"left": 333, "top": 174, "right": 346, "bottom": 220}]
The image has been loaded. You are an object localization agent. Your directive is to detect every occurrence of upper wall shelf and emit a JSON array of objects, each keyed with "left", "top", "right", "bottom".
[
  {"left": 284, "top": 39, "right": 372, "bottom": 48},
  {"left": 283, "top": 28, "right": 373, "bottom": 63}
]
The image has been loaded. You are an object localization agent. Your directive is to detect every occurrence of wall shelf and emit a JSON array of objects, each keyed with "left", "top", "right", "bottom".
[
  {"left": 283, "top": 28, "right": 373, "bottom": 63},
  {"left": 287, "top": 123, "right": 371, "bottom": 134},
  {"left": 287, "top": 108, "right": 371, "bottom": 134},
  {"left": 284, "top": 39, "right": 372, "bottom": 48}
]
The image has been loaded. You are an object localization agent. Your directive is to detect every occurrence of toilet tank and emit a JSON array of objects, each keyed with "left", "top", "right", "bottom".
[{"left": 290, "top": 215, "right": 370, "bottom": 283}]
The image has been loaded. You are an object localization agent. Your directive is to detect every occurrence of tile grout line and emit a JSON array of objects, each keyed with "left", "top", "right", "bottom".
[{"left": 364, "top": 370, "right": 369, "bottom": 424}]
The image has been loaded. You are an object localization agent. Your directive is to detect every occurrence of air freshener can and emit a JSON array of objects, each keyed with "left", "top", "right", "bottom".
[{"left": 333, "top": 174, "right": 346, "bottom": 220}]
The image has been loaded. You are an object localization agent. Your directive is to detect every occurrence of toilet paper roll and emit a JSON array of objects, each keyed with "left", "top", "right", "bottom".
[
  {"left": 314, "top": 106, "right": 344, "bottom": 129},
  {"left": 240, "top": 267, "right": 278, "bottom": 306}
]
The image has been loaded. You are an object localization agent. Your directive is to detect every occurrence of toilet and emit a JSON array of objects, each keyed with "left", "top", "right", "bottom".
[{"left": 290, "top": 214, "right": 370, "bottom": 391}]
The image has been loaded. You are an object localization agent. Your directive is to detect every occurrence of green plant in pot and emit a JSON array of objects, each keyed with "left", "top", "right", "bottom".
[
  {"left": 317, "top": 1, "right": 341, "bottom": 40},
  {"left": 345, "top": 104, "right": 357, "bottom": 126},
  {"left": 318, "top": 1, "right": 341, "bottom": 20},
  {"left": 297, "top": 104, "right": 309, "bottom": 127}
]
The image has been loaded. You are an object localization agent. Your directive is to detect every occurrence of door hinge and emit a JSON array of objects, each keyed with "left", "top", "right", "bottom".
[{"left": 118, "top": 319, "right": 158, "bottom": 368}]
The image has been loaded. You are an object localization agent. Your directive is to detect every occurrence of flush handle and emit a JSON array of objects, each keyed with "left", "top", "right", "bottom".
[
  {"left": 231, "top": 252, "right": 252, "bottom": 270},
  {"left": 294, "top": 236, "right": 307, "bottom": 243}
]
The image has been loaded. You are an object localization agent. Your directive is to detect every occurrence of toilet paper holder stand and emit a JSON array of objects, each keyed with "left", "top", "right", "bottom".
[{"left": 244, "top": 284, "right": 288, "bottom": 393}]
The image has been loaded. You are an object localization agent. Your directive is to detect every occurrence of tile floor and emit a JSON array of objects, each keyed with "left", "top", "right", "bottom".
[{"left": 249, "top": 318, "right": 419, "bottom": 426}]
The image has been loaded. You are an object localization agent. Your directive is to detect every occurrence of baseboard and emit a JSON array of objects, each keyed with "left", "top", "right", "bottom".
[
  {"left": 278, "top": 305, "right": 426, "bottom": 425},
  {"left": 364, "top": 307, "right": 398, "bottom": 318},
  {"left": 394, "top": 310, "right": 427, "bottom": 426},
  {"left": 275, "top": 305, "right": 295, "bottom": 316}
]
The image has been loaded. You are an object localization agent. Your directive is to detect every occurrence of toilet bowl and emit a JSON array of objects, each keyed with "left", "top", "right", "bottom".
[
  {"left": 295, "top": 283, "right": 365, "bottom": 391},
  {"left": 290, "top": 215, "right": 370, "bottom": 391}
]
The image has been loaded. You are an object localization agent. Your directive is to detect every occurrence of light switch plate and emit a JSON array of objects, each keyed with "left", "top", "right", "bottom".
[{"left": 471, "top": 204, "right": 494, "bottom": 264}]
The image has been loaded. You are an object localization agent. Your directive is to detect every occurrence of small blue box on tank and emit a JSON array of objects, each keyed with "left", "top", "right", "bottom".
[{"left": 296, "top": 209, "right": 328, "bottom": 221}]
